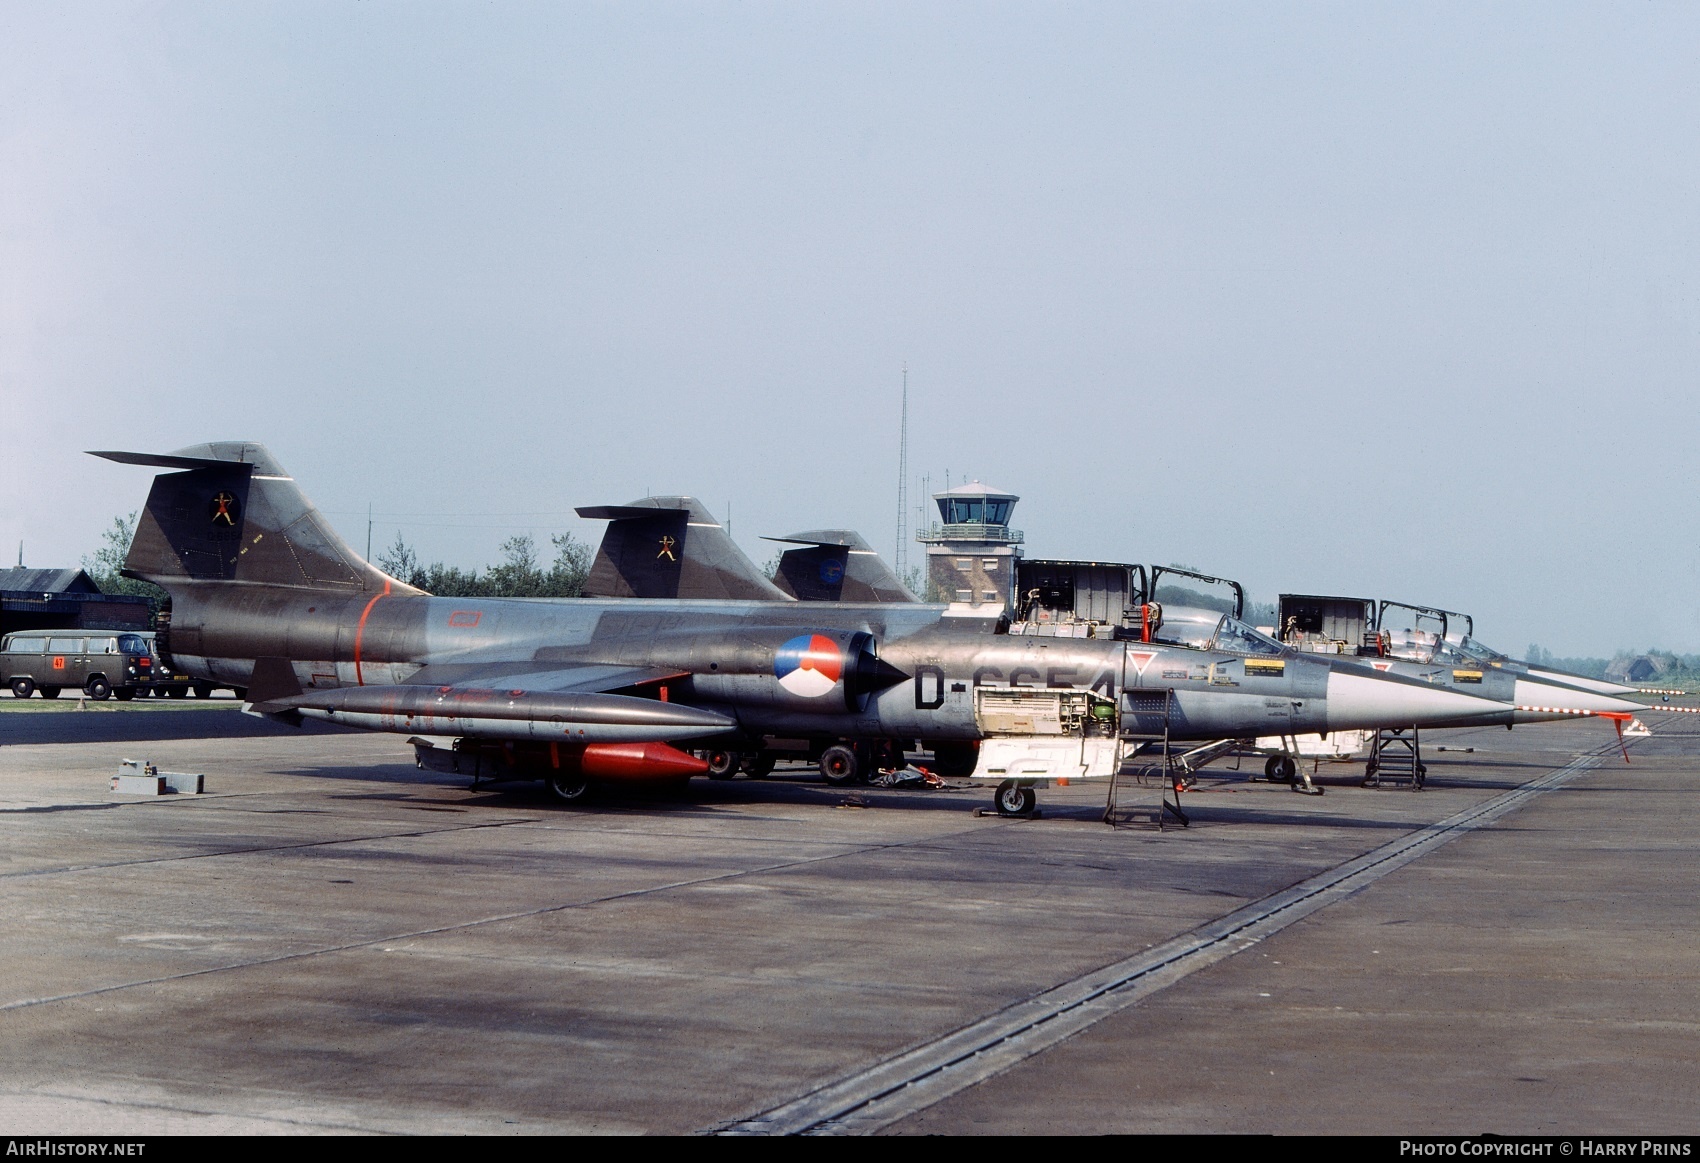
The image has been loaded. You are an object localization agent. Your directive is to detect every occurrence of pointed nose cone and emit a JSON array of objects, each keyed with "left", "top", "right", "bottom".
[
  {"left": 1325, "top": 668, "right": 1513, "bottom": 732},
  {"left": 1512, "top": 678, "right": 1646, "bottom": 723},
  {"left": 1524, "top": 667, "right": 1641, "bottom": 697}
]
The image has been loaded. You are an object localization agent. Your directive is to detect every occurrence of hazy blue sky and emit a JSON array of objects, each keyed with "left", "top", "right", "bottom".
[{"left": 3, "top": 2, "right": 1696, "bottom": 656}]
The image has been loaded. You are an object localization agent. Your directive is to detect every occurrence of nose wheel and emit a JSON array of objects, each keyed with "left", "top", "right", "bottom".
[{"left": 995, "top": 780, "right": 1036, "bottom": 817}]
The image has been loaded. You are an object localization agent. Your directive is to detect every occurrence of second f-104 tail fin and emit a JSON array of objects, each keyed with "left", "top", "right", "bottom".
[{"left": 576, "top": 497, "right": 789, "bottom": 601}]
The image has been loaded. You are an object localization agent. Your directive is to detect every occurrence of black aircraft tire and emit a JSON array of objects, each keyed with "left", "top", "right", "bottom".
[
  {"left": 1264, "top": 756, "right": 1281, "bottom": 779},
  {"left": 115, "top": 688, "right": 135, "bottom": 701},
  {"left": 10, "top": 678, "right": 33, "bottom": 699},
  {"left": 39, "top": 685, "right": 60, "bottom": 699},
  {"left": 995, "top": 780, "right": 1036, "bottom": 817},
  {"left": 546, "top": 774, "right": 592, "bottom": 804},
  {"left": 743, "top": 753, "right": 777, "bottom": 779},
  {"left": 820, "top": 745, "right": 860, "bottom": 786},
  {"left": 705, "top": 750, "right": 739, "bottom": 780},
  {"left": 193, "top": 682, "right": 214, "bottom": 699},
  {"left": 86, "top": 679, "right": 112, "bottom": 701},
  {"left": 1274, "top": 755, "right": 1297, "bottom": 784}
]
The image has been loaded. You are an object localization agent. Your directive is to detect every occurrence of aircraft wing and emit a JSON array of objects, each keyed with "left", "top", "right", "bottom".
[
  {"left": 400, "top": 661, "right": 690, "bottom": 696},
  {"left": 248, "top": 661, "right": 734, "bottom": 742}
]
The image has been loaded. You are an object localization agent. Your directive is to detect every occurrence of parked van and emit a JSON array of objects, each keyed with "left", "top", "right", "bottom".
[{"left": 1, "top": 630, "right": 153, "bottom": 700}]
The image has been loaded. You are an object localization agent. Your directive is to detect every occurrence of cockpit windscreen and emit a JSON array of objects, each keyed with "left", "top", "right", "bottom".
[{"left": 1210, "top": 616, "right": 1286, "bottom": 657}]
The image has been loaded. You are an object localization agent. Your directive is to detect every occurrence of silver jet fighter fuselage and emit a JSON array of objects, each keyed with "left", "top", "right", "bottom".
[
  {"left": 156, "top": 582, "right": 1508, "bottom": 745},
  {"left": 1158, "top": 608, "right": 1643, "bottom": 726},
  {"left": 1382, "top": 628, "right": 1643, "bottom": 698},
  {"left": 94, "top": 443, "right": 1521, "bottom": 802}
]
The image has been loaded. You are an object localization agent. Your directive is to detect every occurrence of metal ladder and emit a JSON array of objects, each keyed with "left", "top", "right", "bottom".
[
  {"left": 1176, "top": 738, "right": 1239, "bottom": 778},
  {"left": 1365, "top": 726, "right": 1425, "bottom": 789},
  {"left": 1104, "top": 688, "right": 1188, "bottom": 829}
]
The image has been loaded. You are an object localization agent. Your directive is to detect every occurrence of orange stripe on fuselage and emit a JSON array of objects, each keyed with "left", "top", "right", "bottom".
[{"left": 353, "top": 579, "right": 392, "bottom": 686}]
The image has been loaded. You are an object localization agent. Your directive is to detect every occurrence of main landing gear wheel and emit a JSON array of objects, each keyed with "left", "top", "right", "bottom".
[
  {"left": 192, "top": 682, "right": 214, "bottom": 699},
  {"left": 546, "top": 773, "right": 592, "bottom": 804},
  {"left": 39, "top": 685, "right": 60, "bottom": 699},
  {"left": 115, "top": 688, "right": 135, "bottom": 701},
  {"left": 705, "top": 749, "right": 740, "bottom": 780},
  {"left": 995, "top": 780, "right": 1036, "bottom": 817},
  {"left": 10, "top": 678, "right": 33, "bottom": 699},
  {"left": 743, "top": 752, "right": 776, "bottom": 779},
  {"left": 1265, "top": 755, "right": 1297, "bottom": 784},
  {"left": 819, "top": 745, "right": 861, "bottom": 787}
]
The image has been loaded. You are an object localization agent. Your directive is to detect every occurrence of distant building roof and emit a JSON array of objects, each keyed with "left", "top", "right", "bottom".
[
  {"left": 934, "top": 480, "right": 1019, "bottom": 500},
  {"left": 0, "top": 568, "right": 102, "bottom": 595}
]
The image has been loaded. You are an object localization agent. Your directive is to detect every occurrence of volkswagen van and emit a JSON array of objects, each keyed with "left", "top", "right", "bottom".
[{"left": 1, "top": 630, "right": 153, "bottom": 700}]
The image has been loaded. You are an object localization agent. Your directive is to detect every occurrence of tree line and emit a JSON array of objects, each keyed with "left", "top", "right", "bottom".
[
  {"left": 82, "top": 513, "right": 593, "bottom": 605},
  {"left": 1525, "top": 644, "right": 1700, "bottom": 682},
  {"left": 375, "top": 532, "right": 591, "bottom": 597},
  {"left": 77, "top": 516, "right": 1700, "bottom": 671}
]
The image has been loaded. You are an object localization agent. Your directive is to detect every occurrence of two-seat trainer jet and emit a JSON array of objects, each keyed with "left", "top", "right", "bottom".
[{"left": 94, "top": 443, "right": 1524, "bottom": 817}]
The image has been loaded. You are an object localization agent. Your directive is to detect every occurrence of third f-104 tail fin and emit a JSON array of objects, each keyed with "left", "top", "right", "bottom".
[{"left": 764, "top": 530, "right": 918, "bottom": 603}]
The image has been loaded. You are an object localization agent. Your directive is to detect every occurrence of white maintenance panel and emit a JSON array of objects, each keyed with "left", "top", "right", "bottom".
[{"left": 970, "top": 736, "right": 1122, "bottom": 783}]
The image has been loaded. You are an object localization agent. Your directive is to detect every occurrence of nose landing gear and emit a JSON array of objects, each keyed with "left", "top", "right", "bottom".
[{"left": 994, "top": 779, "right": 1037, "bottom": 817}]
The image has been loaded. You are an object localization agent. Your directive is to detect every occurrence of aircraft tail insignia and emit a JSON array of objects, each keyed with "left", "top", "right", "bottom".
[{"left": 576, "top": 498, "right": 788, "bottom": 601}]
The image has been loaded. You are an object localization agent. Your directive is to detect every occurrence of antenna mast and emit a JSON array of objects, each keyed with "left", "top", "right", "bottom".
[{"left": 895, "top": 364, "right": 909, "bottom": 577}]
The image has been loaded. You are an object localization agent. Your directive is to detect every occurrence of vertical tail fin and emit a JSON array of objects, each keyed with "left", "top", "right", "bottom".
[
  {"left": 89, "top": 442, "right": 416, "bottom": 595},
  {"left": 764, "top": 530, "right": 919, "bottom": 603},
  {"left": 576, "top": 497, "right": 789, "bottom": 600}
]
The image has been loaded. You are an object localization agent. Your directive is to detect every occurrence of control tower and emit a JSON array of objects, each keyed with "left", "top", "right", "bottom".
[{"left": 916, "top": 482, "right": 1023, "bottom": 610}]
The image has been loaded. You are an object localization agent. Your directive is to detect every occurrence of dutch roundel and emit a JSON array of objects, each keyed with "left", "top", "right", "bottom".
[{"left": 774, "top": 634, "right": 843, "bottom": 698}]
